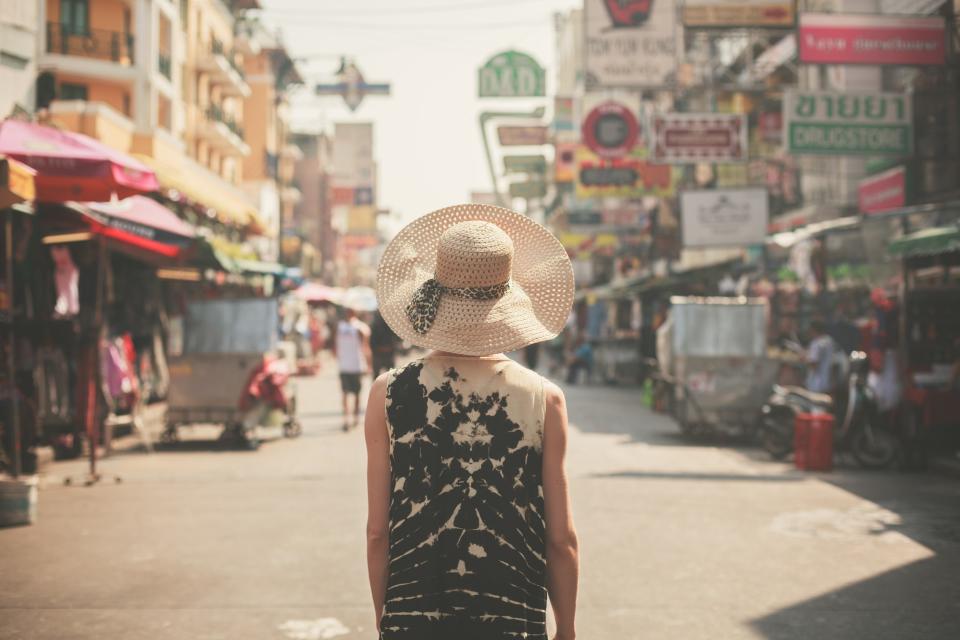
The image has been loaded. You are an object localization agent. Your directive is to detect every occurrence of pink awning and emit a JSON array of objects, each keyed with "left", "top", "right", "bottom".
[{"left": 83, "top": 196, "right": 196, "bottom": 244}]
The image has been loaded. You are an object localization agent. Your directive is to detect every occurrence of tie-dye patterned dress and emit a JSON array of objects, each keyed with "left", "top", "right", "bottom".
[{"left": 380, "top": 354, "right": 547, "bottom": 640}]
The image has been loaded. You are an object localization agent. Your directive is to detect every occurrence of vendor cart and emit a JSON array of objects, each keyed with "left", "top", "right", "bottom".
[
  {"left": 164, "top": 298, "right": 300, "bottom": 449},
  {"left": 657, "top": 296, "right": 777, "bottom": 436}
]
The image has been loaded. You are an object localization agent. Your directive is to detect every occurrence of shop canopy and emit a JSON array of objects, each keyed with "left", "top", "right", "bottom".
[
  {"left": 888, "top": 226, "right": 960, "bottom": 258},
  {"left": 0, "top": 155, "right": 36, "bottom": 209},
  {"left": 0, "top": 119, "right": 158, "bottom": 202}
]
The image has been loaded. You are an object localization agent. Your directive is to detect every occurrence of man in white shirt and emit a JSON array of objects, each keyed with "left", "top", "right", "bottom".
[
  {"left": 334, "top": 307, "right": 371, "bottom": 430},
  {"left": 806, "top": 320, "right": 838, "bottom": 394}
]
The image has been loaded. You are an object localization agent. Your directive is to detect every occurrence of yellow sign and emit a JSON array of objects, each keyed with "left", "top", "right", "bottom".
[
  {"left": 575, "top": 146, "right": 680, "bottom": 199},
  {"left": 0, "top": 156, "right": 36, "bottom": 209},
  {"left": 682, "top": 0, "right": 795, "bottom": 28},
  {"left": 559, "top": 232, "right": 619, "bottom": 258},
  {"left": 347, "top": 205, "right": 378, "bottom": 233}
]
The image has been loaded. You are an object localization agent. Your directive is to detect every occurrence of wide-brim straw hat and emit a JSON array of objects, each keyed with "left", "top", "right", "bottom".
[{"left": 376, "top": 203, "right": 574, "bottom": 356}]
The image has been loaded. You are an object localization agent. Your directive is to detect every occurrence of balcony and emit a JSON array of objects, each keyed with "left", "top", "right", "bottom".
[
  {"left": 46, "top": 22, "right": 134, "bottom": 65},
  {"left": 198, "top": 104, "right": 250, "bottom": 156},
  {"left": 197, "top": 37, "right": 250, "bottom": 97},
  {"left": 158, "top": 51, "right": 172, "bottom": 80}
]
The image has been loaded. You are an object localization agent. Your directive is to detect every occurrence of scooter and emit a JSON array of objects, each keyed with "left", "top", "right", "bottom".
[{"left": 759, "top": 351, "right": 898, "bottom": 469}]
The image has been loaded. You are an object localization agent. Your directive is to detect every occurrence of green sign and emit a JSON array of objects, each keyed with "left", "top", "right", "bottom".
[
  {"left": 478, "top": 50, "right": 546, "bottom": 98},
  {"left": 784, "top": 90, "right": 912, "bottom": 156},
  {"left": 504, "top": 155, "right": 547, "bottom": 174},
  {"left": 509, "top": 180, "right": 547, "bottom": 199}
]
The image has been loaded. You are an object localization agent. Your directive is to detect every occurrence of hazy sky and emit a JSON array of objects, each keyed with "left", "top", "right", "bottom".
[{"left": 260, "top": 0, "right": 580, "bottom": 224}]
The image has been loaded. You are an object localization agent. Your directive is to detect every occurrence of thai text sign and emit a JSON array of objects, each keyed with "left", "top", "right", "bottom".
[
  {"left": 681, "top": 188, "right": 769, "bottom": 248},
  {"left": 584, "top": 0, "right": 677, "bottom": 89},
  {"left": 784, "top": 90, "right": 912, "bottom": 156},
  {"left": 651, "top": 114, "right": 748, "bottom": 163},
  {"left": 497, "top": 126, "right": 549, "bottom": 146},
  {"left": 859, "top": 166, "right": 906, "bottom": 215},
  {"left": 478, "top": 50, "right": 546, "bottom": 97},
  {"left": 798, "top": 14, "right": 946, "bottom": 66},
  {"left": 683, "top": 0, "right": 794, "bottom": 28}
]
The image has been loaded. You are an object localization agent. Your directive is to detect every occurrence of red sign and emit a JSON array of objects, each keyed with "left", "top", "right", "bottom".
[
  {"left": 331, "top": 186, "right": 354, "bottom": 206},
  {"left": 582, "top": 102, "right": 640, "bottom": 159},
  {"left": 651, "top": 113, "right": 747, "bottom": 163},
  {"left": 603, "top": 0, "right": 655, "bottom": 27},
  {"left": 859, "top": 166, "right": 906, "bottom": 215},
  {"left": 799, "top": 14, "right": 946, "bottom": 66}
]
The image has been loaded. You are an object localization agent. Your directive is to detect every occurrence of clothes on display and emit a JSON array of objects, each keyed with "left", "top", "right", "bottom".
[{"left": 50, "top": 246, "right": 79, "bottom": 317}]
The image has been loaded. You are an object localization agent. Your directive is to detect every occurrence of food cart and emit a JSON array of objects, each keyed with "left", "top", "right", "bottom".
[
  {"left": 657, "top": 296, "right": 777, "bottom": 436},
  {"left": 164, "top": 298, "right": 300, "bottom": 449}
]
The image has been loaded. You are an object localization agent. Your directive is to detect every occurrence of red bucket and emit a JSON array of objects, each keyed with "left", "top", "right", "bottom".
[{"left": 795, "top": 412, "right": 834, "bottom": 472}]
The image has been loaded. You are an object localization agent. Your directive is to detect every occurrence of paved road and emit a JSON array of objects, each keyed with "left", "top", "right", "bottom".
[{"left": 2, "top": 363, "right": 959, "bottom": 639}]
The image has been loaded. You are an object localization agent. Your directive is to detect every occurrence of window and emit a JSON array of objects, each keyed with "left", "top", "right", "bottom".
[
  {"left": 59, "top": 0, "right": 89, "bottom": 36},
  {"left": 59, "top": 83, "right": 88, "bottom": 101}
]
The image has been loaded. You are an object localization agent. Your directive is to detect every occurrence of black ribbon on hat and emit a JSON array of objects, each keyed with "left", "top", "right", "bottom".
[{"left": 405, "top": 278, "right": 511, "bottom": 335}]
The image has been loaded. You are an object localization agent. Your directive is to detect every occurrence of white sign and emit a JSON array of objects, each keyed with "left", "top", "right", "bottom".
[
  {"left": 584, "top": 0, "right": 678, "bottom": 89},
  {"left": 681, "top": 188, "right": 769, "bottom": 247}
]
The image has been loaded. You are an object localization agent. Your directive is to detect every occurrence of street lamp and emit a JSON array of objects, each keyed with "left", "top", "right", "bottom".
[{"left": 478, "top": 106, "right": 546, "bottom": 207}]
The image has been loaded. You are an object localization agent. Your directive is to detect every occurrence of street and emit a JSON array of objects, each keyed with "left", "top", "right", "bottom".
[{"left": 3, "top": 364, "right": 959, "bottom": 639}]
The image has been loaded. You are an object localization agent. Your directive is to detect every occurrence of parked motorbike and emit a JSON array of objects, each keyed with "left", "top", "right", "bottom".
[
  {"left": 759, "top": 351, "right": 898, "bottom": 469},
  {"left": 233, "top": 355, "right": 302, "bottom": 449}
]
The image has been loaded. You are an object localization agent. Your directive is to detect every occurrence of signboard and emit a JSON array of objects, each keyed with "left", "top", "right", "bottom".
[
  {"left": 497, "top": 126, "right": 549, "bottom": 146},
  {"left": 347, "top": 205, "right": 378, "bottom": 233},
  {"left": 859, "top": 166, "right": 906, "bottom": 215},
  {"left": 353, "top": 186, "right": 374, "bottom": 205},
  {"left": 316, "top": 59, "right": 390, "bottom": 112},
  {"left": 784, "top": 90, "right": 912, "bottom": 156},
  {"left": 798, "top": 14, "right": 946, "bottom": 66},
  {"left": 504, "top": 155, "right": 547, "bottom": 174},
  {"left": 681, "top": 188, "right": 769, "bottom": 247},
  {"left": 478, "top": 50, "right": 546, "bottom": 97},
  {"left": 682, "top": 0, "right": 794, "bottom": 27},
  {"left": 651, "top": 114, "right": 748, "bottom": 163},
  {"left": 509, "top": 180, "right": 547, "bottom": 199},
  {"left": 758, "top": 112, "right": 783, "bottom": 143},
  {"left": 553, "top": 97, "right": 576, "bottom": 134},
  {"left": 555, "top": 142, "right": 577, "bottom": 183},
  {"left": 576, "top": 146, "right": 680, "bottom": 199},
  {"left": 582, "top": 101, "right": 640, "bottom": 158},
  {"left": 584, "top": 0, "right": 678, "bottom": 89}
]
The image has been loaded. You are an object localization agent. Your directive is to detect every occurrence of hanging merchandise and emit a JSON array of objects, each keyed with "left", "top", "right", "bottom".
[{"left": 50, "top": 245, "right": 79, "bottom": 316}]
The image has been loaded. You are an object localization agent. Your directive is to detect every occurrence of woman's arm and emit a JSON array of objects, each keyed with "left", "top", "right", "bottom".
[
  {"left": 542, "top": 381, "right": 579, "bottom": 640},
  {"left": 364, "top": 373, "right": 391, "bottom": 632}
]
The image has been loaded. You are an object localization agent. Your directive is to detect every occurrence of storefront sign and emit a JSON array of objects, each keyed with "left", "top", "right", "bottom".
[
  {"left": 758, "top": 112, "right": 783, "bottom": 143},
  {"left": 798, "top": 13, "right": 946, "bottom": 66},
  {"left": 509, "top": 180, "right": 547, "bottom": 199},
  {"left": 497, "top": 126, "right": 549, "bottom": 146},
  {"left": 582, "top": 102, "right": 640, "bottom": 159},
  {"left": 504, "top": 155, "right": 547, "bottom": 174},
  {"left": 683, "top": 0, "right": 794, "bottom": 27},
  {"left": 784, "top": 90, "right": 912, "bottom": 156},
  {"left": 859, "top": 166, "right": 906, "bottom": 215},
  {"left": 681, "top": 188, "right": 769, "bottom": 247},
  {"left": 584, "top": 0, "right": 677, "bottom": 89},
  {"left": 553, "top": 97, "right": 576, "bottom": 134},
  {"left": 478, "top": 50, "right": 546, "bottom": 97},
  {"left": 651, "top": 114, "right": 748, "bottom": 163},
  {"left": 576, "top": 146, "right": 679, "bottom": 199},
  {"left": 555, "top": 142, "right": 577, "bottom": 183},
  {"left": 347, "top": 205, "right": 378, "bottom": 233}
]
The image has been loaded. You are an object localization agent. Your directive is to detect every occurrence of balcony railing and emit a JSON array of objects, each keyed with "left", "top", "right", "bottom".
[
  {"left": 46, "top": 22, "right": 134, "bottom": 64},
  {"left": 210, "top": 37, "right": 245, "bottom": 79},
  {"left": 158, "top": 51, "right": 172, "bottom": 79},
  {"left": 206, "top": 104, "right": 244, "bottom": 141}
]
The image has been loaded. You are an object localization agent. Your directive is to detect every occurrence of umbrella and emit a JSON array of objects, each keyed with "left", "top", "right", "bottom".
[
  {"left": 0, "top": 119, "right": 159, "bottom": 202},
  {"left": 343, "top": 286, "right": 378, "bottom": 312},
  {"left": 295, "top": 282, "right": 344, "bottom": 304}
]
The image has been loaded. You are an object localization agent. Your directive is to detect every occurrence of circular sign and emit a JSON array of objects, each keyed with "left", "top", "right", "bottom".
[{"left": 582, "top": 102, "right": 640, "bottom": 159}]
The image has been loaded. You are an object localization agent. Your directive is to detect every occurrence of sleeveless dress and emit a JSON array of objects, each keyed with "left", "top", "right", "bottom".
[{"left": 380, "top": 354, "right": 548, "bottom": 640}]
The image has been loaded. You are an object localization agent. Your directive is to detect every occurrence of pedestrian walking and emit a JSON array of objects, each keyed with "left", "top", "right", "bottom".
[
  {"left": 369, "top": 310, "right": 400, "bottom": 378},
  {"left": 334, "top": 307, "right": 371, "bottom": 431},
  {"left": 364, "top": 204, "right": 580, "bottom": 640},
  {"left": 806, "top": 319, "right": 841, "bottom": 394}
]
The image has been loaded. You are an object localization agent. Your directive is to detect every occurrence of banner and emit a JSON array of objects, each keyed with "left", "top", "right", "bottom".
[
  {"left": 859, "top": 166, "right": 906, "bottom": 215},
  {"left": 584, "top": 0, "right": 677, "bottom": 89},
  {"left": 681, "top": 188, "right": 769, "bottom": 247},
  {"left": 683, "top": 0, "right": 794, "bottom": 27},
  {"left": 576, "top": 146, "right": 680, "bottom": 199},
  {"left": 784, "top": 90, "right": 912, "bottom": 156},
  {"left": 651, "top": 113, "right": 748, "bottom": 163},
  {"left": 798, "top": 13, "right": 946, "bottom": 66}
]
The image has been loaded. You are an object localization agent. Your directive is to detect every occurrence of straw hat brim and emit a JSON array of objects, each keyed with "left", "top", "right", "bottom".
[{"left": 376, "top": 204, "right": 575, "bottom": 356}]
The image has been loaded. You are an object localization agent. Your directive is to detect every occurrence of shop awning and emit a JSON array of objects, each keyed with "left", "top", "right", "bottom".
[
  {"left": 0, "top": 119, "right": 158, "bottom": 202},
  {"left": 134, "top": 154, "right": 265, "bottom": 231},
  {"left": 234, "top": 258, "right": 284, "bottom": 275},
  {"left": 888, "top": 226, "right": 960, "bottom": 258},
  {"left": 83, "top": 196, "right": 196, "bottom": 247},
  {"left": 0, "top": 155, "right": 36, "bottom": 209}
]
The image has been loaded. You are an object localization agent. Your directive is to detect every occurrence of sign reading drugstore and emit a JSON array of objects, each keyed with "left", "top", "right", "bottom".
[
  {"left": 478, "top": 50, "right": 546, "bottom": 98},
  {"left": 784, "top": 90, "right": 912, "bottom": 156}
]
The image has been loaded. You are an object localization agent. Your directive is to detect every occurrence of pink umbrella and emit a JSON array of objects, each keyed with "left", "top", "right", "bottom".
[
  {"left": 295, "top": 282, "right": 344, "bottom": 303},
  {"left": 0, "top": 119, "right": 159, "bottom": 202}
]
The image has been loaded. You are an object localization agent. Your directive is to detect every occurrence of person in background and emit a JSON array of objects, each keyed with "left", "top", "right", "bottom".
[
  {"left": 805, "top": 319, "right": 838, "bottom": 394},
  {"left": 369, "top": 310, "right": 400, "bottom": 378},
  {"left": 334, "top": 307, "right": 371, "bottom": 431},
  {"left": 566, "top": 337, "right": 593, "bottom": 385}
]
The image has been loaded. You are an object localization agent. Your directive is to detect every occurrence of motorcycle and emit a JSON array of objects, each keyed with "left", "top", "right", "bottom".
[{"left": 759, "top": 351, "right": 898, "bottom": 469}]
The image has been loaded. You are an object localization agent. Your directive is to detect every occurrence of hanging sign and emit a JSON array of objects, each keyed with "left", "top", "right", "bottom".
[
  {"left": 555, "top": 142, "right": 577, "bottom": 183},
  {"left": 315, "top": 59, "right": 391, "bottom": 112},
  {"left": 784, "top": 90, "right": 913, "bottom": 156},
  {"left": 681, "top": 188, "right": 769, "bottom": 248},
  {"left": 478, "top": 50, "right": 546, "bottom": 97},
  {"left": 497, "top": 126, "right": 549, "bottom": 146},
  {"left": 682, "top": 0, "right": 794, "bottom": 28},
  {"left": 651, "top": 114, "right": 748, "bottom": 163},
  {"left": 584, "top": 0, "right": 678, "bottom": 89},
  {"left": 858, "top": 166, "right": 906, "bottom": 215},
  {"left": 576, "top": 146, "right": 679, "bottom": 199},
  {"left": 504, "top": 155, "right": 547, "bottom": 174},
  {"left": 509, "top": 180, "right": 547, "bottom": 199},
  {"left": 582, "top": 102, "right": 640, "bottom": 159},
  {"left": 798, "top": 14, "right": 946, "bottom": 66},
  {"left": 552, "top": 96, "right": 576, "bottom": 134}
]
